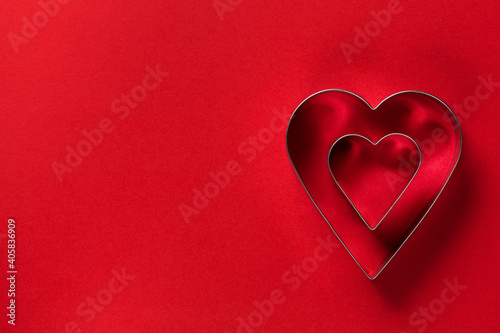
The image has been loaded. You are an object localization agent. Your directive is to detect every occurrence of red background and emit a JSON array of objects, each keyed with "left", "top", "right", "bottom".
[{"left": 0, "top": 0, "right": 499, "bottom": 332}]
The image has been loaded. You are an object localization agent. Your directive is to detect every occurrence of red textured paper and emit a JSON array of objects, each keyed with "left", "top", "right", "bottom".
[{"left": 0, "top": 0, "right": 499, "bottom": 332}]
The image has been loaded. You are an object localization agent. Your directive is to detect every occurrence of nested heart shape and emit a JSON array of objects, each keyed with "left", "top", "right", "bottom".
[
  {"left": 286, "top": 90, "right": 462, "bottom": 279},
  {"left": 328, "top": 133, "right": 422, "bottom": 230}
]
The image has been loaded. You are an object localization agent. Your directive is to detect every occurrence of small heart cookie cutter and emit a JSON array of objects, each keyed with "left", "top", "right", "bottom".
[
  {"left": 328, "top": 133, "right": 422, "bottom": 231},
  {"left": 286, "top": 89, "right": 463, "bottom": 279}
]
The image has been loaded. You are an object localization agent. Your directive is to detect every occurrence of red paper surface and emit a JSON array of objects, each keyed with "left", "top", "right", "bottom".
[{"left": 0, "top": 0, "right": 499, "bottom": 332}]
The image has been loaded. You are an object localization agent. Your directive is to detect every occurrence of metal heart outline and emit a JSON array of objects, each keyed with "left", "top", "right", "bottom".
[
  {"left": 286, "top": 89, "right": 463, "bottom": 279},
  {"left": 327, "top": 133, "right": 422, "bottom": 231}
]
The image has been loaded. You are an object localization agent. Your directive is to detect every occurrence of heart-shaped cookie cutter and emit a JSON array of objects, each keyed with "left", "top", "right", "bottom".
[
  {"left": 286, "top": 89, "right": 463, "bottom": 279},
  {"left": 328, "top": 133, "right": 422, "bottom": 231}
]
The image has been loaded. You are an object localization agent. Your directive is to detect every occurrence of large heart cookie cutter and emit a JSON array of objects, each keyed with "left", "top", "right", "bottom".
[{"left": 286, "top": 89, "right": 462, "bottom": 279}]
